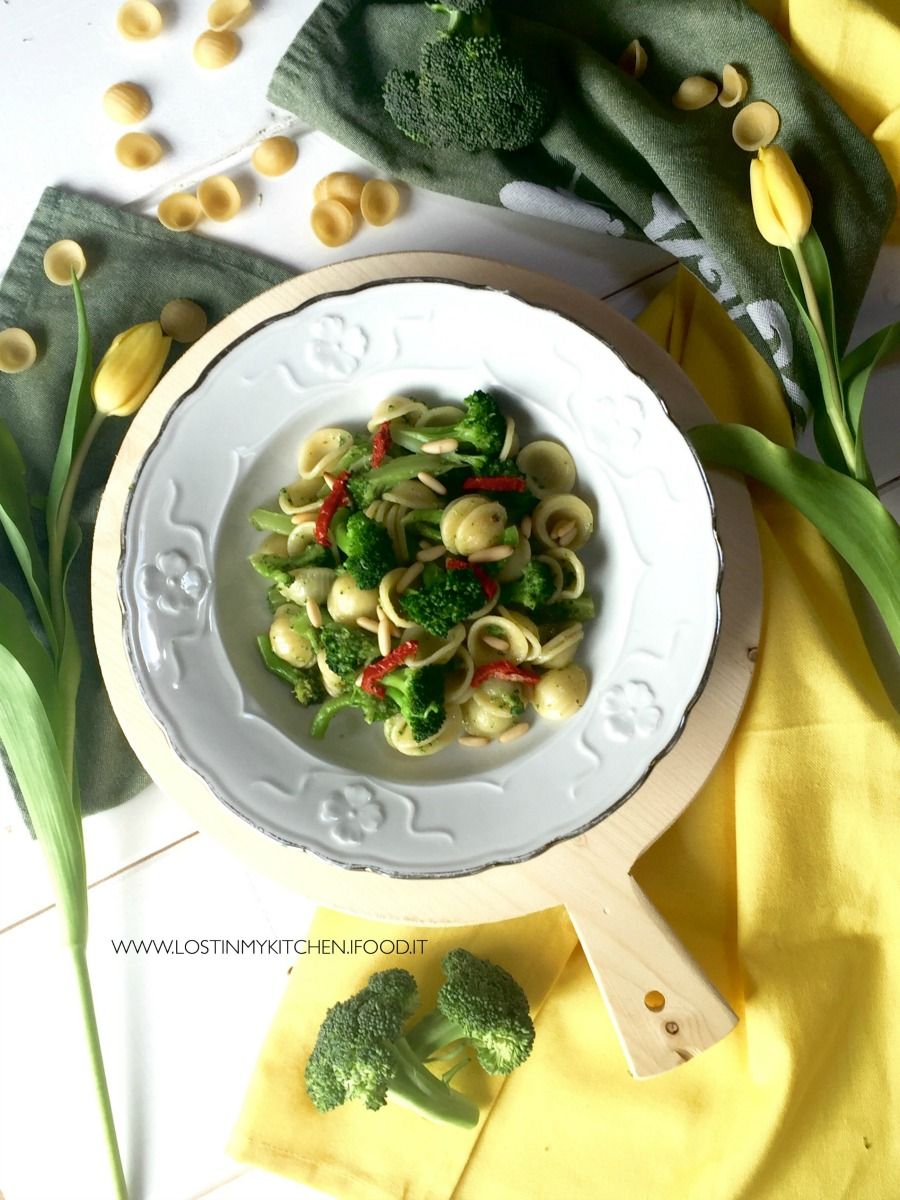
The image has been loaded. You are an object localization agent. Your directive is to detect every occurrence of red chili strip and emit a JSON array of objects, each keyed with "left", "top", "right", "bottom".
[
  {"left": 445, "top": 557, "right": 497, "bottom": 600},
  {"left": 371, "top": 421, "right": 392, "bottom": 468},
  {"left": 471, "top": 661, "right": 541, "bottom": 689},
  {"left": 462, "top": 475, "right": 527, "bottom": 493},
  {"left": 314, "top": 471, "right": 350, "bottom": 547},
  {"left": 360, "top": 640, "right": 419, "bottom": 697}
]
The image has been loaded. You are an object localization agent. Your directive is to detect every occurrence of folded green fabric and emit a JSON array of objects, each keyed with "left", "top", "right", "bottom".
[
  {"left": 269, "top": 0, "right": 895, "bottom": 427},
  {"left": 0, "top": 187, "right": 291, "bottom": 815}
]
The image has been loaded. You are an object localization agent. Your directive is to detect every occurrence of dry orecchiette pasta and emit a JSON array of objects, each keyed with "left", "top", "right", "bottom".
[
  {"left": 516, "top": 440, "right": 576, "bottom": 497},
  {"left": 297, "top": 428, "right": 353, "bottom": 478},
  {"left": 531, "top": 665, "right": 589, "bottom": 721},
  {"left": 532, "top": 494, "right": 593, "bottom": 551}
]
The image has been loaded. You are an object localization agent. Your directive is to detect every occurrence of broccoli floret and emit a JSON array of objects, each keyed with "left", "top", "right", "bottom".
[
  {"left": 533, "top": 594, "right": 597, "bottom": 627},
  {"left": 335, "top": 512, "right": 397, "bottom": 590},
  {"left": 405, "top": 948, "right": 535, "bottom": 1075},
  {"left": 305, "top": 968, "right": 479, "bottom": 1128},
  {"left": 400, "top": 567, "right": 486, "bottom": 637},
  {"left": 250, "top": 544, "right": 330, "bottom": 587},
  {"left": 310, "top": 687, "right": 398, "bottom": 739},
  {"left": 256, "top": 634, "right": 324, "bottom": 705},
  {"left": 319, "top": 622, "right": 379, "bottom": 683},
  {"left": 382, "top": 663, "right": 447, "bottom": 743},
  {"left": 335, "top": 433, "right": 377, "bottom": 474},
  {"left": 346, "top": 452, "right": 462, "bottom": 511},
  {"left": 500, "top": 560, "right": 555, "bottom": 610},
  {"left": 389, "top": 390, "right": 506, "bottom": 458},
  {"left": 383, "top": 9, "right": 551, "bottom": 153}
]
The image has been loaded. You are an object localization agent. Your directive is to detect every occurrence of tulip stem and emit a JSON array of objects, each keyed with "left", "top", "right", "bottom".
[
  {"left": 48, "top": 410, "right": 107, "bottom": 643},
  {"left": 791, "top": 247, "right": 857, "bottom": 476}
]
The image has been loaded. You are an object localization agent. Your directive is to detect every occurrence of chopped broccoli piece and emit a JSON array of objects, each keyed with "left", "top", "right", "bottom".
[
  {"left": 310, "top": 687, "right": 398, "bottom": 739},
  {"left": 382, "top": 664, "right": 447, "bottom": 743},
  {"left": 389, "top": 390, "right": 506, "bottom": 458},
  {"left": 400, "top": 567, "right": 486, "bottom": 637},
  {"left": 319, "top": 622, "right": 379, "bottom": 683},
  {"left": 335, "top": 433, "right": 376, "bottom": 474},
  {"left": 346, "top": 452, "right": 461, "bottom": 511},
  {"left": 250, "top": 544, "right": 330, "bottom": 587},
  {"left": 304, "top": 968, "right": 479, "bottom": 1127},
  {"left": 402, "top": 507, "right": 444, "bottom": 544},
  {"left": 383, "top": 6, "right": 551, "bottom": 154},
  {"left": 533, "top": 594, "right": 597, "bottom": 626},
  {"left": 256, "top": 635, "right": 324, "bottom": 705},
  {"left": 500, "top": 560, "right": 555, "bottom": 610},
  {"left": 335, "top": 512, "right": 397, "bottom": 590},
  {"left": 405, "top": 948, "right": 535, "bottom": 1075},
  {"left": 249, "top": 507, "right": 294, "bottom": 536},
  {"left": 266, "top": 585, "right": 284, "bottom": 613}
]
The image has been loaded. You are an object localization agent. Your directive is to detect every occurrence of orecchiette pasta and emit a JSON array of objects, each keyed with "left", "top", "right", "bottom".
[
  {"left": 497, "top": 534, "right": 531, "bottom": 583},
  {"left": 384, "top": 704, "right": 463, "bottom": 756},
  {"left": 534, "top": 623, "right": 585, "bottom": 669},
  {"left": 367, "top": 395, "right": 428, "bottom": 430},
  {"left": 467, "top": 614, "right": 531, "bottom": 665},
  {"left": 517, "top": 440, "right": 577, "bottom": 497},
  {"left": 547, "top": 547, "right": 586, "bottom": 601},
  {"left": 286, "top": 521, "right": 316, "bottom": 556},
  {"left": 532, "top": 494, "right": 593, "bottom": 550},
  {"left": 297, "top": 428, "right": 353, "bottom": 478},
  {"left": 279, "top": 478, "right": 323, "bottom": 512},
  {"left": 316, "top": 648, "right": 345, "bottom": 697},
  {"left": 532, "top": 665, "right": 588, "bottom": 721},
  {"left": 284, "top": 567, "right": 336, "bottom": 607},
  {"left": 408, "top": 624, "right": 466, "bottom": 667},
  {"left": 461, "top": 696, "right": 515, "bottom": 739},
  {"left": 441, "top": 496, "right": 506, "bottom": 556},
  {"left": 269, "top": 606, "right": 316, "bottom": 669},
  {"left": 378, "top": 568, "right": 418, "bottom": 629},
  {"left": 366, "top": 501, "right": 410, "bottom": 562},
  {"left": 495, "top": 606, "right": 542, "bottom": 661},
  {"left": 444, "top": 648, "right": 475, "bottom": 704},
  {"left": 381, "top": 480, "right": 438, "bottom": 510},
  {"left": 414, "top": 404, "right": 463, "bottom": 427},
  {"left": 327, "top": 575, "right": 379, "bottom": 625}
]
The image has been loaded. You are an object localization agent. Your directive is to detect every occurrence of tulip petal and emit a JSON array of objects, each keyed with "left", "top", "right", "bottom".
[{"left": 750, "top": 155, "right": 790, "bottom": 247}]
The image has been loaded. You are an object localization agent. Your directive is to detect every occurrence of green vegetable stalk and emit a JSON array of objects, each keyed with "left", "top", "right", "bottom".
[{"left": 0, "top": 275, "right": 172, "bottom": 1198}]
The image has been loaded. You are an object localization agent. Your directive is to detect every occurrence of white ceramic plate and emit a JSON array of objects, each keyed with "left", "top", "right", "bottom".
[{"left": 119, "top": 279, "right": 721, "bottom": 877}]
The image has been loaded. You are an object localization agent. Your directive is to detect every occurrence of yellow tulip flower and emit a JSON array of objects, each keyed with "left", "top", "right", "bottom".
[
  {"left": 749, "top": 145, "right": 812, "bottom": 248},
  {"left": 92, "top": 321, "right": 171, "bottom": 417}
]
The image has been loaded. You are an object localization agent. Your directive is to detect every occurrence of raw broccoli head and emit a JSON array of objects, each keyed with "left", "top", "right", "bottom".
[
  {"left": 389, "top": 390, "right": 506, "bottom": 458},
  {"left": 319, "top": 622, "right": 379, "bottom": 683},
  {"left": 335, "top": 511, "right": 397, "bottom": 590},
  {"left": 436, "top": 948, "right": 534, "bottom": 1074},
  {"left": 305, "top": 969, "right": 419, "bottom": 1113},
  {"left": 384, "top": 30, "right": 551, "bottom": 153},
  {"left": 382, "top": 663, "right": 447, "bottom": 742},
  {"left": 500, "top": 560, "right": 556, "bottom": 610},
  {"left": 400, "top": 566, "right": 486, "bottom": 637},
  {"left": 310, "top": 686, "right": 398, "bottom": 739}
]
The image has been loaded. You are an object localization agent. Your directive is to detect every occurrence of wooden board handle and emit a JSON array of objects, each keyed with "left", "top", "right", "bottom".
[{"left": 565, "top": 875, "right": 737, "bottom": 1078}]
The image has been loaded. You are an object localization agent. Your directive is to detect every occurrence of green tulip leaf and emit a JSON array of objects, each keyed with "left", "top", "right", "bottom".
[
  {"left": 0, "top": 584, "right": 64, "bottom": 752},
  {"left": 46, "top": 273, "right": 94, "bottom": 549},
  {"left": 0, "top": 421, "right": 57, "bottom": 652},
  {"left": 689, "top": 423, "right": 900, "bottom": 651},
  {"left": 841, "top": 321, "right": 900, "bottom": 443}
]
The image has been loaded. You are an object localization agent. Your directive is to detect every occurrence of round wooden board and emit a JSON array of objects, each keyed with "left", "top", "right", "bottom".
[{"left": 93, "top": 253, "right": 762, "bottom": 1076}]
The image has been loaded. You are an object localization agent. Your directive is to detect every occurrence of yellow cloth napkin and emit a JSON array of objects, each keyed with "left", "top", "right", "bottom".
[{"left": 228, "top": 265, "right": 900, "bottom": 1197}]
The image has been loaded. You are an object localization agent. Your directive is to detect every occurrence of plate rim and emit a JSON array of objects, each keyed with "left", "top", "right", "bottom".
[{"left": 117, "top": 274, "right": 724, "bottom": 879}]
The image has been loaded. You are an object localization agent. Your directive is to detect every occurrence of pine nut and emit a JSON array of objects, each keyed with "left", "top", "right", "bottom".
[
  {"left": 417, "top": 470, "right": 447, "bottom": 495},
  {"left": 305, "top": 597, "right": 323, "bottom": 629},
  {"left": 483, "top": 635, "right": 510, "bottom": 653},
  {"left": 290, "top": 502, "right": 322, "bottom": 522},
  {"left": 378, "top": 618, "right": 392, "bottom": 657},
  {"left": 459, "top": 735, "right": 490, "bottom": 748},
  {"left": 520, "top": 515, "right": 532, "bottom": 539},
  {"left": 421, "top": 438, "right": 458, "bottom": 454},
  {"left": 499, "top": 722, "right": 529, "bottom": 744},
  {"left": 551, "top": 518, "right": 576, "bottom": 542},
  {"left": 556, "top": 527, "right": 576, "bottom": 547},
  {"left": 468, "top": 544, "right": 514, "bottom": 563},
  {"left": 397, "top": 561, "right": 424, "bottom": 592},
  {"left": 323, "top": 471, "right": 337, "bottom": 489},
  {"left": 356, "top": 616, "right": 380, "bottom": 634},
  {"left": 417, "top": 543, "right": 446, "bottom": 562}
]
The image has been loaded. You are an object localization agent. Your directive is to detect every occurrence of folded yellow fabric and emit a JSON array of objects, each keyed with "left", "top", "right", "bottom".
[{"left": 228, "top": 265, "right": 900, "bottom": 1197}]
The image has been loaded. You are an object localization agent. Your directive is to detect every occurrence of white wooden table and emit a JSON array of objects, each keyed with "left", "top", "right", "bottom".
[{"left": 1, "top": 3, "right": 897, "bottom": 1197}]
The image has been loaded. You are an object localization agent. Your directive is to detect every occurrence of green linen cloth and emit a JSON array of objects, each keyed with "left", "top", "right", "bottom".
[
  {"left": 268, "top": 0, "right": 896, "bottom": 427},
  {"left": 0, "top": 186, "right": 291, "bottom": 815}
]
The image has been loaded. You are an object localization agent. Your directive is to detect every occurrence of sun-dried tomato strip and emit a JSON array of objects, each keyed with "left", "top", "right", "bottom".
[
  {"left": 445, "top": 556, "right": 498, "bottom": 600},
  {"left": 471, "top": 661, "right": 541, "bottom": 689},
  {"left": 314, "top": 471, "right": 350, "bottom": 547},
  {"left": 371, "top": 421, "right": 392, "bottom": 468},
  {"left": 360, "top": 640, "right": 419, "bottom": 697},
  {"left": 462, "top": 475, "right": 527, "bottom": 493}
]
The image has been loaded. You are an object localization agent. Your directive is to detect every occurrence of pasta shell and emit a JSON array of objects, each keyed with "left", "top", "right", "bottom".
[
  {"left": 251, "top": 136, "right": 298, "bottom": 178},
  {"left": 0, "top": 328, "right": 38, "bottom": 374},
  {"left": 286, "top": 522, "right": 316, "bottom": 557},
  {"left": 532, "top": 664, "right": 588, "bottom": 720},
  {"left": 534, "top": 623, "right": 585, "bottom": 669},
  {"left": 379, "top": 567, "right": 417, "bottom": 629},
  {"left": 316, "top": 648, "right": 345, "bottom": 697},
  {"left": 197, "top": 175, "right": 242, "bottom": 221},
  {"left": 499, "top": 414, "right": 518, "bottom": 460},
  {"left": 310, "top": 199, "right": 354, "bottom": 247},
  {"left": 279, "top": 478, "right": 322, "bottom": 512},
  {"left": 313, "top": 172, "right": 365, "bottom": 209},
  {"left": 102, "top": 82, "right": 152, "bottom": 125},
  {"left": 326, "top": 575, "right": 378, "bottom": 625},
  {"left": 160, "top": 298, "right": 208, "bottom": 343},
  {"left": 115, "top": 131, "right": 163, "bottom": 170},
  {"left": 116, "top": 1, "right": 163, "bottom": 41},
  {"left": 467, "top": 615, "right": 531, "bottom": 665},
  {"left": 618, "top": 38, "right": 648, "bottom": 79},
  {"left": 496, "top": 534, "right": 531, "bottom": 583},
  {"left": 732, "top": 101, "right": 780, "bottom": 151},
  {"left": 296, "top": 427, "right": 352, "bottom": 478},
  {"left": 672, "top": 76, "right": 719, "bottom": 110},
  {"left": 450, "top": 499, "right": 506, "bottom": 556},
  {"left": 546, "top": 547, "right": 586, "bottom": 601},
  {"left": 256, "top": 533, "right": 289, "bottom": 557},
  {"left": 207, "top": 0, "right": 253, "bottom": 32},
  {"left": 367, "top": 395, "right": 428, "bottom": 430},
  {"left": 360, "top": 179, "right": 400, "bottom": 227},
  {"left": 532, "top": 495, "right": 593, "bottom": 551},
  {"left": 384, "top": 704, "right": 462, "bottom": 756},
  {"left": 496, "top": 606, "right": 542, "bottom": 660},
  {"left": 516, "top": 439, "right": 576, "bottom": 497},
  {"left": 381, "top": 480, "right": 437, "bottom": 510},
  {"left": 193, "top": 30, "right": 240, "bottom": 69},
  {"left": 156, "top": 193, "right": 201, "bottom": 232},
  {"left": 718, "top": 64, "right": 748, "bottom": 108},
  {"left": 43, "top": 240, "right": 87, "bottom": 286},
  {"left": 461, "top": 697, "right": 514, "bottom": 739},
  {"left": 444, "top": 648, "right": 475, "bottom": 704},
  {"left": 408, "top": 623, "right": 466, "bottom": 667}
]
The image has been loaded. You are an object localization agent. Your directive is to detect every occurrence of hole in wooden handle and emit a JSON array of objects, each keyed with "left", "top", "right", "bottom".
[{"left": 644, "top": 989, "right": 666, "bottom": 1012}]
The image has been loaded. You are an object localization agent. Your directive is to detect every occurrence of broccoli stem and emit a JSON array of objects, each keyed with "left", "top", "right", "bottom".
[
  {"left": 404, "top": 1010, "right": 466, "bottom": 1060},
  {"left": 309, "top": 692, "right": 356, "bottom": 738},
  {"left": 386, "top": 1037, "right": 479, "bottom": 1129}
]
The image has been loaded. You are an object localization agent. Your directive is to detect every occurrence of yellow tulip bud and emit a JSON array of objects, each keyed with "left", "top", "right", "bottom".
[
  {"left": 92, "top": 321, "right": 172, "bottom": 417},
  {"left": 749, "top": 145, "right": 812, "bottom": 248}
]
